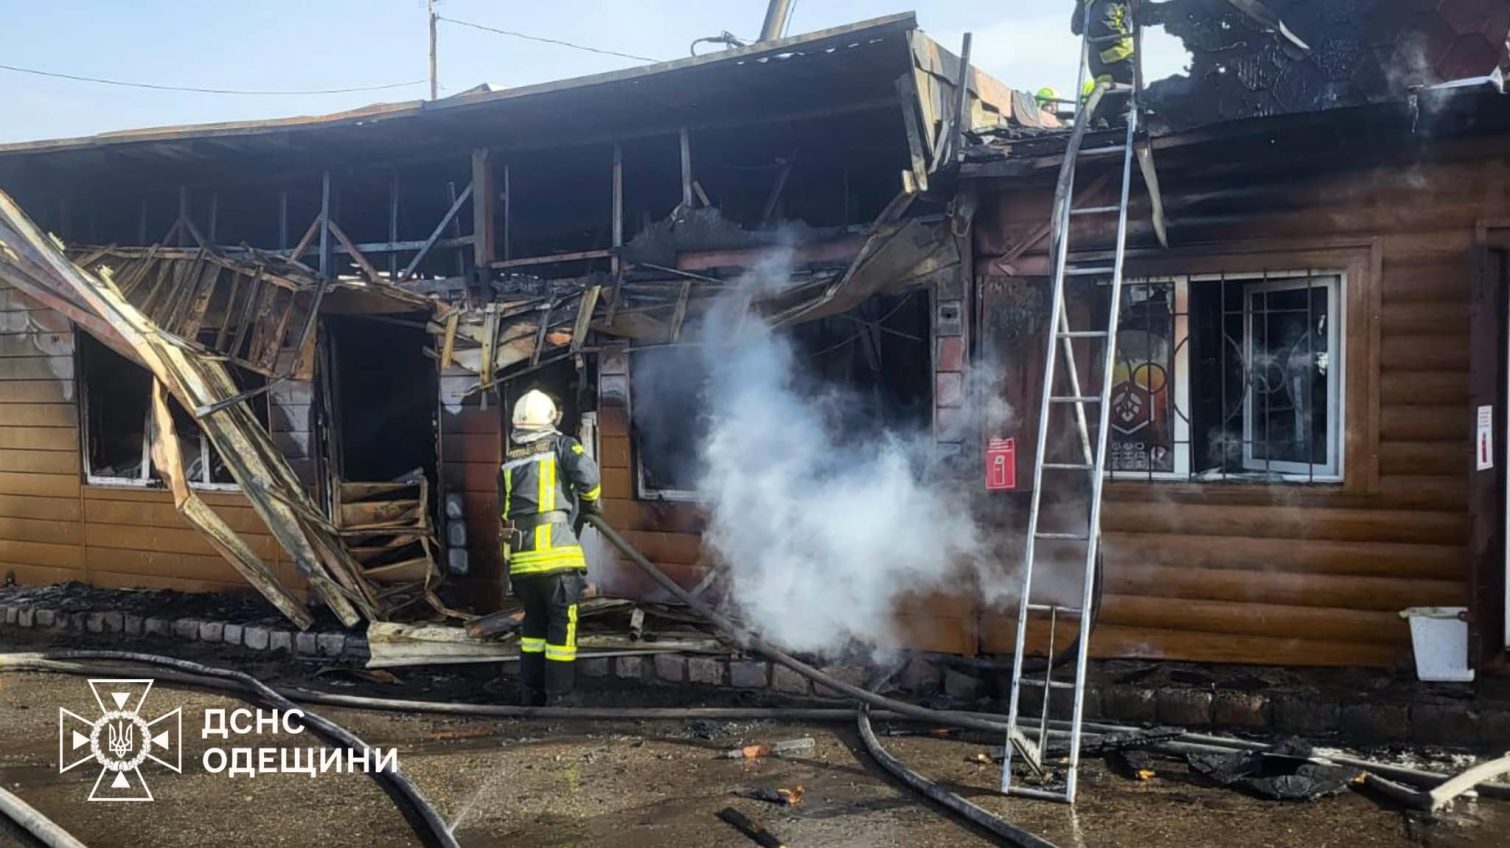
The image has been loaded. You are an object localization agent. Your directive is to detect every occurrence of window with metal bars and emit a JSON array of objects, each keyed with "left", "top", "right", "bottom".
[{"left": 1103, "top": 271, "right": 1343, "bottom": 483}]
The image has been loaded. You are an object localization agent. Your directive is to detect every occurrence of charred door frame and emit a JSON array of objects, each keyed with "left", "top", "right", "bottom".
[{"left": 1470, "top": 221, "right": 1510, "bottom": 668}]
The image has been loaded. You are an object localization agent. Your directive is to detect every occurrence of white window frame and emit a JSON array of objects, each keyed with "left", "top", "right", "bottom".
[
  {"left": 78, "top": 333, "right": 241, "bottom": 492},
  {"left": 1108, "top": 276, "right": 1191, "bottom": 480},
  {"left": 1239, "top": 275, "right": 1343, "bottom": 480},
  {"left": 1108, "top": 271, "right": 1345, "bottom": 484}
]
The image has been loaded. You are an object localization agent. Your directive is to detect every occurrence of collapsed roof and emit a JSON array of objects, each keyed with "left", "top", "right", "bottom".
[{"left": 1144, "top": 0, "right": 1510, "bottom": 132}]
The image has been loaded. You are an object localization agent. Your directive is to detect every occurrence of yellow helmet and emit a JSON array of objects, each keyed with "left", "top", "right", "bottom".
[
  {"left": 1035, "top": 86, "right": 1061, "bottom": 108},
  {"left": 512, "top": 389, "right": 559, "bottom": 430}
]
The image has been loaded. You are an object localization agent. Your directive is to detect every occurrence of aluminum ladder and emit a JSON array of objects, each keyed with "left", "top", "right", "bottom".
[{"left": 1000, "top": 13, "right": 1142, "bottom": 805}]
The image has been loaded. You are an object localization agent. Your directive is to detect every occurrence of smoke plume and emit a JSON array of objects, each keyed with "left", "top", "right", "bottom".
[{"left": 633, "top": 256, "right": 1022, "bottom": 656}]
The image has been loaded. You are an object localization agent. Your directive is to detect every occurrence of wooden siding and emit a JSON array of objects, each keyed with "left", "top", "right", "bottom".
[
  {"left": 969, "top": 142, "right": 1510, "bottom": 667},
  {"left": 439, "top": 368, "right": 503, "bottom": 611},
  {"left": 0, "top": 281, "right": 305, "bottom": 598}
]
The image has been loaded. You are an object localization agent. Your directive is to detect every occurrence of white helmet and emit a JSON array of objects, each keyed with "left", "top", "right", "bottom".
[{"left": 512, "top": 389, "right": 559, "bottom": 430}]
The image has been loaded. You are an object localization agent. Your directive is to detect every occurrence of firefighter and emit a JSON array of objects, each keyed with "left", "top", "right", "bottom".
[
  {"left": 501, "top": 389, "right": 602, "bottom": 706},
  {"left": 1072, "top": 0, "right": 1136, "bottom": 127}
]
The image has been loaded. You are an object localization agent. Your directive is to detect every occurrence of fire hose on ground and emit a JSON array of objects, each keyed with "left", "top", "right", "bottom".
[
  {"left": 0, "top": 652, "right": 460, "bottom": 848},
  {"left": 0, "top": 783, "right": 85, "bottom": 848},
  {"left": 4, "top": 520, "right": 1507, "bottom": 846},
  {"left": 582, "top": 514, "right": 1067, "bottom": 846}
]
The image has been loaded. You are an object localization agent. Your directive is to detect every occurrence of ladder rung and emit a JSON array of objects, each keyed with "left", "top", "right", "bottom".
[
  {"left": 1026, "top": 602, "right": 1085, "bottom": 615},
  {"left": 1056, "top": 330, "right": 1108, "bottom": 339},
  {"left": 1077, "top": 145, "right": 1127, "bottom": 157},
  {"left": 1020, "top": 678, "right": 1077, "bottom": 690},
  {"left": 1007, "top": 784, "right": 1070, "bottom": 802},
  {"left": 1070, "top": 205, "right": 1119, "bottom": 216},
  {"left": 1042, "top": 462, "right": 1093, "bottom": 471},
  {"left": 1066, "top": 266, "right": 1115, "bottom": 276},
  {"left": 1049, "top": 396, "right": 1099, "bottom": 404},
  {"left": 1034, "top": 531, "right": 1090, "bottom": 541}
]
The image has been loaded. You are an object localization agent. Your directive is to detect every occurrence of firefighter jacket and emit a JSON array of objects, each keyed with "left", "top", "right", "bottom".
[
  {"left": 1072, "top": 0, "right": 1135, "bottom": 67},
  {"left": 500, "top": 432, "right": 602, "bottom": 577}
]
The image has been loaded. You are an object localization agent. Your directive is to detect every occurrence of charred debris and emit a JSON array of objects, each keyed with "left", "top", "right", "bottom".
[{"left": 0, "top": 14, "right": 1035, "bottom": 630}]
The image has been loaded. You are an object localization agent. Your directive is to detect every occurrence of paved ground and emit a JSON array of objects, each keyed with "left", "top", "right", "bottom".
[{"left": 0, "top": 636, "right": 1507, "bottom": 846}]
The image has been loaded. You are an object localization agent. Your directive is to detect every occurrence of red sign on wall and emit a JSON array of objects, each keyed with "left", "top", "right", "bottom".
[{"left": 986, "top": 437, "right": 1016, "bottom": 491}]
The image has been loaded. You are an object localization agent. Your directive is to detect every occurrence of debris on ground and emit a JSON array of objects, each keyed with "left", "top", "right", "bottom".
[
  {"left": 717, "top": 807, "right": 787, "bottom": 848},
  {"left": 718, "top": 737, "right": 817, "bottom": 759},
  {"left": 733, "top": 785, "right": 806, "bottom": 806},
  {"left": 1108, "top": 749, "right": 1159, "bottom": 782},
  {"left": 1187, "top": 740, "right": 1365, "bottom": 801}
]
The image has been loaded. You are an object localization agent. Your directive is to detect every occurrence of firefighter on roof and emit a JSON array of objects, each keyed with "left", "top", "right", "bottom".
[
  {"left": 1072, "top": 0, "right": 1136, "bottom": 126},
  {"left": 501, "top": 389, "right": 602, "bottom": 706}
]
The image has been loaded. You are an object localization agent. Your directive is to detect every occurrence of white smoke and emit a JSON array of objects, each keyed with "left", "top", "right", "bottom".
[{"left": 639, "top": 257, "right": 1021, "bottom": 657}]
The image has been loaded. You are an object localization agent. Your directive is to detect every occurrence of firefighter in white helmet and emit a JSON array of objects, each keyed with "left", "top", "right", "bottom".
[{"left": 500, "top": 389, "right": 601, "bottom": 705}]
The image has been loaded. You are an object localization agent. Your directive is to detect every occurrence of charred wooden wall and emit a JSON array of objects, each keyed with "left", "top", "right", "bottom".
[
  {"left": 970, "top": 133, "right": 1510, "bottom": 667},
  {"left": 0, "top": 280, "right": 310, "bottom": 597}
]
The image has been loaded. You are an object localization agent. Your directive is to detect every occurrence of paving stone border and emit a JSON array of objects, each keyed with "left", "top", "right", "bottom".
[
  {"left": 3, "top": 599, "right": 1505, "bottom": 749},
  {"left": 0, "top": 601, "right": 366, "bottom": 663}
]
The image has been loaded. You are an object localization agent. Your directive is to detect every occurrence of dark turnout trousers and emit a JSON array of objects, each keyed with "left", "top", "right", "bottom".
[{"left": 515, "top": 569, "right": 585, "bottom": 699}]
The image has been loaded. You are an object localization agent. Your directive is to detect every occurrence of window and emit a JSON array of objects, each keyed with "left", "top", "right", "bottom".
[
  {"left": 78, "top": 333, "right": 263, "bottom": 490},
  {"left": 1104, "top": 272, "right": 1343, "bottom": 483},
  {"left": 629, "top": 345, "right": 711, "bottom": 500}
]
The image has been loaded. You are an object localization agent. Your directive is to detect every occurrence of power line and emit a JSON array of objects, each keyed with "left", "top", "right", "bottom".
[
  {"left": 437, "top": 15, "right": 661, "bottom": 64},
  {"left": 0, "top": 63, "right": 426, "bottom": 96}
]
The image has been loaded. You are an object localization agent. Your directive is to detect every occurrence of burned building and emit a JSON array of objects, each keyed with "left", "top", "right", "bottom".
[
  {"left": 1, "top": 4, "right": 1508, "bottom": 678},
  {"left": 0, "top": 14, "right": 1027, "bottom": 644}
]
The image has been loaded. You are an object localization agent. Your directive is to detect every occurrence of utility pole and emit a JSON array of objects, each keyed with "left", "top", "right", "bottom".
[{"left": 428, "top": 0, "right": 438, "bottom": 100}]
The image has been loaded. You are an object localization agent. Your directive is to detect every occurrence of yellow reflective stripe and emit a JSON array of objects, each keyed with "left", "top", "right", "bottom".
[
  {"left": 508, "top": 547, "right": 587, "bottom": 574},
  {"left": 565, "top": 603, "right": 578, "bottom": 650},
  {"left": 520, "top": 637, "right": 546, "bottom": 653},
  {"left": 502, "top": 467, "right": 513, "bottom": 516},
  {"left": 510, "top": 563, "right": 588, "bottom": 576},
  {"left": 535, "top": 523, "right": 552, "bottom": 553},
  {"left": 545, "top": 645, "right": 577, "bottom": 662},
  {"left": 571, "top": 443, "right": 585, "bottom": 455},
  {"left": 1100, "top": 40, "right": 1134, "bottom": 64},
  {"left": 539, "top": 455, "right": 557, "bottom": 512},
  {"left": 510, "top": 554, "right": 587, "bottom": 569},
  {"left": 581, "top": 485, "right": 601, "bottom": 502}
]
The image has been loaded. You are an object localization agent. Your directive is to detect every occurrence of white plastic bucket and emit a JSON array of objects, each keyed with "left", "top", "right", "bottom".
[{"left": 1399, "top": 607, "right": 1474, "bottom": 683}]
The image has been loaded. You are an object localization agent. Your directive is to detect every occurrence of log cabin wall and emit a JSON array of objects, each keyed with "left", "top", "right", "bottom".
[
  {"left": 0, "top": 280, "right": 309, "bottom": 597},
  {"left": 439, "top": 367, "right": 504, "bottom": 611},
  {"left": 970, "top": 131, "right": 1510, "bottom": 668}
]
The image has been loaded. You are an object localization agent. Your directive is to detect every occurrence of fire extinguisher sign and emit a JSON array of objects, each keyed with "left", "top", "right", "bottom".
[{"left": 986, "top": 437, "right": 1016, "bottom": 491}]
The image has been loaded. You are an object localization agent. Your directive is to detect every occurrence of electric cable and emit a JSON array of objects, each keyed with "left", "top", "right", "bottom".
[
  {"left": 0, "top": 63, "right": 424, "bottom": 96},
  {"left": 437, "top": 16, "right": 659, "bottom": 63}
]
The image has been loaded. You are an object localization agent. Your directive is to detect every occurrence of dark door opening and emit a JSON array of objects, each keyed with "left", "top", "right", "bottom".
[{"left": 325, "top": 314, "right": 438, "bottom": 484}]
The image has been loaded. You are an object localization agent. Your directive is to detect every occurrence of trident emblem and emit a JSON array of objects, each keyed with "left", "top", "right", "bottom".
[{"left": 108, "top": 720, "right": 134, "bottom": 759}]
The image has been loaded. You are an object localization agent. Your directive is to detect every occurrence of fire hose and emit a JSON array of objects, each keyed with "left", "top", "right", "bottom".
[
  {"left": 0, "top": 783, "right": 85, "bottom": 848},
  {"left": 0, "top": 652, "right": 459, "bottom": 848},
  {"left": 584, "top": 514, "right": 1061, "bottom": 847}
]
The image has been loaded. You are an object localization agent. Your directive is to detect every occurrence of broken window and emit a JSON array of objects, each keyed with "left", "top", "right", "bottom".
[
  {"left": 79, "top": 332, "right": 265, "bottom": 489},
  {"left": 630, "top": 346, "right": 711, "bottom": 500},
  {"left": 1105, "top": 272, "right": 1342, "bottom": 483},
  {"left": 627, "top": 291, "right": 932, "bottom": 499}
]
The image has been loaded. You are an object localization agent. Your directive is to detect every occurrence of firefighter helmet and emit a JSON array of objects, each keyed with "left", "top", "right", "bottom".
[
  {"left": 1035, "top": 86, "right": 1061, "bottom": 109},
  {"left": 512, "top": 389, "right": 559, "bottom": 430}
]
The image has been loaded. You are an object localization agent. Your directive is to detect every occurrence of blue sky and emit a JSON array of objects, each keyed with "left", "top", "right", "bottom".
[{"left": 0, "top": 1, "right": 1189, "bottom": 143}]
